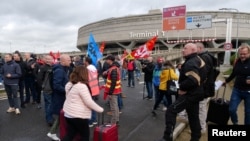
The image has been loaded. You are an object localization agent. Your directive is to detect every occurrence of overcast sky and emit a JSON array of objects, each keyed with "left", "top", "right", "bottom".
[{"left": 0, "top": 0, "right": 249, "bottom": 53}]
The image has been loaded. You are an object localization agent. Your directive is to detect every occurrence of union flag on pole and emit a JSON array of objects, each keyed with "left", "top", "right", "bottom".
[
  {"left": 99, "top": 41, "right": 105, "bottom": 53},
  {"left": 131, "top": 36, "right": 158, "bottom": 58}
]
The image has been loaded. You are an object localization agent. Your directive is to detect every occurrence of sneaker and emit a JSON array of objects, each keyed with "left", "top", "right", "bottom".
[
  {"left": 15, "top": 108, "right": 21, "bottom": 115},
  {"left": 119, "top": 111, "right": 122, "bottom": 114},
  {"left": 89, "top": 124, "right": 94, "bottom": 127},
  {"left": 93, "top": 121, "right": 98, "bottom": 125},
  {"left": 47, "top": 133, "right": 60, "bottom": 141},
  {"left": 152, "top": 110, "right": 157, "bottom": 116},
  {"left": 147, "top": 98, "right": 153, "bottom": 101},
  {"left": 162, "top": 106, "right": 167, "bottom": 111},
  {"left": 6, "top": 107, "right": 15, "bottom": 113},
  {"left": 37, "top": 104, "right": 42, "bottom": 109}
]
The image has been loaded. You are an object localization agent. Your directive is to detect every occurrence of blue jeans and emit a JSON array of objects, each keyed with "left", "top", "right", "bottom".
[
  {"left": 145, "top": 81, "right": 153, "bottom": 98},
  {"left": 89, "top": 97, "right": 98, "bottom": 124},
  {"left": 229, "top": 88, "right": 250, "bottom": 125},
  {"left": 5, "top": 84, "right": 19, "bottom": 108},
  {"left": 135, "top": 69, "right": 141, "bottom": 79},
  {"left": 118, "top": 94, "right": 123, "bottom": 110},
  {"left": 89, "top": 110, "right": 97, "bottom": 124},
  {"left": 127, "top": 70, "right": 135, "bottom": 87},
  {"left": 122, "top": 69, "right": 127, "bottom": 80},
  {"left": 0, "top": 74, "right": 3, "bottom": 83},
  {"left": 43, "top": 92, "right": 53, "bottom": 123}
]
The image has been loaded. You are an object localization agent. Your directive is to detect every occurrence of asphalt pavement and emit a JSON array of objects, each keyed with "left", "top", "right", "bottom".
[{"left": 0, "top": 79, "right": 184, "bottom": 141}]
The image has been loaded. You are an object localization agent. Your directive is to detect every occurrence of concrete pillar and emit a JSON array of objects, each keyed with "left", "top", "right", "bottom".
[{"left": 115, "top": 41, "right": 137, "bottom": 53}]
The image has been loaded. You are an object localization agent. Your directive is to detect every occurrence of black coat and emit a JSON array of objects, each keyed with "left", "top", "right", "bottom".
[
  {"left": 142, "top": 62, "right": 155, "bottom": 82},
  {"left": 179, "top": 53, "right": 206, "bottom": 102}
]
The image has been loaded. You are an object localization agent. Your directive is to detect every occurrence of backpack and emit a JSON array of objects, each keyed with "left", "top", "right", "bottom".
[
  {"left": 127, "top": 61, "right": 134, "bottom": 71},
  {"left": 200, "top": 52, "right": 220, "bottom": 98},
  {"left": 42, "top": 68, "right": 53, "bottom": 93}
]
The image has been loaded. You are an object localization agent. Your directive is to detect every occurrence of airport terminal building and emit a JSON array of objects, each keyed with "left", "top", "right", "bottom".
[{"left": 77, "top": 9, "right": 250, "bottom": 55}]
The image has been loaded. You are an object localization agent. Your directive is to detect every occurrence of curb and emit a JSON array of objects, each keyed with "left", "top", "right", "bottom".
[{"left": 173, "top": 122, "right": 187, "bottom": 140}]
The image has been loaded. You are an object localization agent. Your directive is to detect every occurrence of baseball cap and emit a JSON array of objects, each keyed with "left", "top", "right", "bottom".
[{"left": 104, "top": 54, "right": 115, "bottom": 61}]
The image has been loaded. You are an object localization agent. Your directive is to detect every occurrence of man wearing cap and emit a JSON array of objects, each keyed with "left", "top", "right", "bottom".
[
  {"left": 142, "top": 57, "right": 155, "bottom": 100},
  {"left": 103, "top": 55, "right": 121, "bottom": 125}
]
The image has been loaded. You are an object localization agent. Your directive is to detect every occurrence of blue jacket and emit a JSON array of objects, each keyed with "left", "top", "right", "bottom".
[
  {"left": 51, "top": 63, "right": 71, "bottom": 115},
  {"left": 0, "top": 60, "right": 21, "bottom": 85},
  {"left": 152, "top": 64, "right": 162, "bottom": 86}
]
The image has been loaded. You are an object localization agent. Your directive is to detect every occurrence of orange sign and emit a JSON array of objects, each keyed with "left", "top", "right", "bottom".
[{"left": 163, "top": 17, "right": 186, "bottom": 30}]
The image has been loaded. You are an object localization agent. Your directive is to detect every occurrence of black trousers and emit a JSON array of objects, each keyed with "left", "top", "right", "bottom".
[
  {"left": 153, "top": 90, "right": 172, "bottom": 110},
  {"left": 62, "top": 117, "right": 89, "bottom": 141},
  {"left": 163, "top": 94, "right": 201, "bottom": 141}
]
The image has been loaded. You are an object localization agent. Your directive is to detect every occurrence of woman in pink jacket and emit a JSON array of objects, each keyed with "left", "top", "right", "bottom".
[{"left": 62, "top": 66, "right": 104, "bottom": 141}]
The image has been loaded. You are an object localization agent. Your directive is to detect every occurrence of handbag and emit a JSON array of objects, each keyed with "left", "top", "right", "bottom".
[{"left": 166, "top": 69, "right": 178, "bottom": 94}]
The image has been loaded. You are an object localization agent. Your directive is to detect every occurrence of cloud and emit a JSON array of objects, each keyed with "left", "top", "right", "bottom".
[{"left": 0, "top": 0, "right": 249, "bottom": 53}]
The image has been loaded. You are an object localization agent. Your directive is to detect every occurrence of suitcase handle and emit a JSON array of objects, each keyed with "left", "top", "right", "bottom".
[
  {"left": 215, "top": 85, "right": 227, "bottom": 104},
  {"left": 97, "top": 112, "right": 105, "bottom": 126}
]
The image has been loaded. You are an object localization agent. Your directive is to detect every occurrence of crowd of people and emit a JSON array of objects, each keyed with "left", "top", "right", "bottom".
[{"left": 0, "top": 42, "right": 249, "bottom": 141}]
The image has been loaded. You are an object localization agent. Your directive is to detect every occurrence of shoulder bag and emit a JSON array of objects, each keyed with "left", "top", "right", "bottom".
[{"left": 166, "top": 69, "right": 178, "bottom": 95}]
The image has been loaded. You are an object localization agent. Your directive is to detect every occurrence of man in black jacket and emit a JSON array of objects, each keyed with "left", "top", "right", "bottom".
[
  {"left": 13, "top": 51, "right": 27, "bottom": 108},
  {"left": 158, "top": 43, "right": 206, "bottom": 141},
  {"left": 142, "top": 57, "right": 155, "bottom": 100},
  {"left": 223, "top": 43, "right": 250, "bottom": 125},
  {"left": 37, "top": 55, "right": 54, "bottom": 126},
  {"left": 24, "top": 52, "right": 37, "bottom": 104}
]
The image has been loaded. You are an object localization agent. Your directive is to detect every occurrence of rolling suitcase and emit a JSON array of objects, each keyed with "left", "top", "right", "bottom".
[
  {"left": 59, "top": 109, "right": 81, "bottom": 141},
  {"left": 93, "top": 113, "right": 118, "bottom": 141},
  {"left": 206, "top": 86, "right": 230, "bottom": 125}
]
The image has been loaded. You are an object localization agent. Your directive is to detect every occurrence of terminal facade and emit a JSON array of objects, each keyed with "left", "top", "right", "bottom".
[{"left": 77, "top": 9, "right": 250, "bottom": 56}]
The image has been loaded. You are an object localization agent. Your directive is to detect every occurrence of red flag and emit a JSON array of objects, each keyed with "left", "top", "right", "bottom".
[
  {"left": 131, "top": 44, "right": 150, "bottom": 59},
  {"left": 99, "top": 41, "right": 105, "bottom": 53},
  {"left": 146, "top": 36, "right": 158, "bottom": 51},
  {"left": 49, "top": 51, "right": 56, "bottom": 59},
  {"left": 55, "top": 51, "right": 60, "bottom": 59},
  {"left": 131, "top": 36, "right": 158, "bottom": 59}
]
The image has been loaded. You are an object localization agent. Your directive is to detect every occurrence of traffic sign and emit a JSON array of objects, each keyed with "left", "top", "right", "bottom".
[
  {"left": 186, "top": 15, "right": 212, "bottom": 29},
  {"left": 163, "top": 5, "right": 186, "bottom": 17},
  {"left": 163, "top": 17, "right": 186, "bottom": 30},
  {"left": 224, "top": 43, "right": 232, "bottom": 50},
  {"left": 163, "top": 5, "right": 186, "bottom": 31}
]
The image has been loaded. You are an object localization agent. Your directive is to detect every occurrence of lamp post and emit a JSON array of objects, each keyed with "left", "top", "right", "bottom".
[{"left": 219, "top": 8, "right": 239, "bottom": 57}]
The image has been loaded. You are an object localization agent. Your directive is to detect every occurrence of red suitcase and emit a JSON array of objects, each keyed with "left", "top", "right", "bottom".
[
  {"left": 93, "top": 113, "right": 118, "bottom": 141},
  {"left": 59, "top": 109, "right": 81, "bottom": 141}
]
